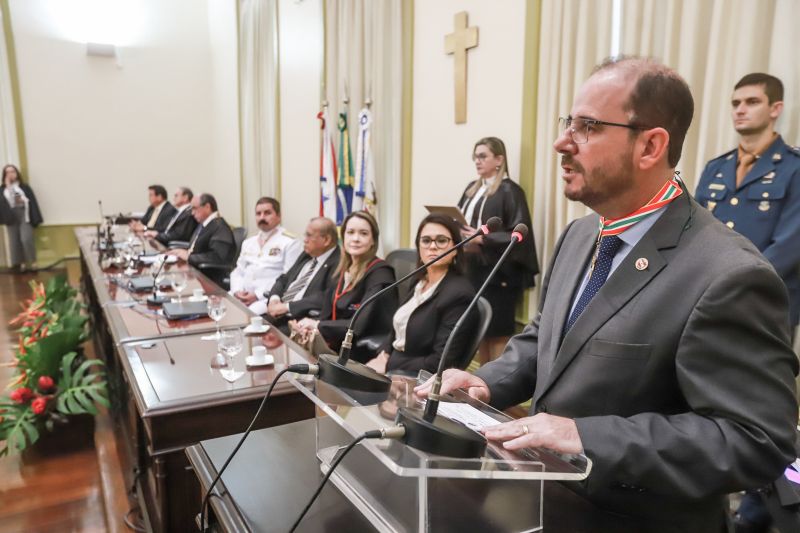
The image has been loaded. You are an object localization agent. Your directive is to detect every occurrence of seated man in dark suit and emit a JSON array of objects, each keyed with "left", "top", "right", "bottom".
[
  {"left": 130, "top": 184, "right": 176, "bottom": 233},
  {"left": 265, "top": 217, "right": 340, "bottom": 332},
  {"left": 167, "top": 193, "right": 235, "bottom": 286},
  {"left": 143, "top": 186, "right": 198, "bottom": 245}
]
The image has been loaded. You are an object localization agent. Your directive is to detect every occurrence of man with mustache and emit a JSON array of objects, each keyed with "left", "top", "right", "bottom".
[
  {"left": 417, "top": 57, "right": 798, "bottom": 531},
  {"left": 229, "top": 197, "right": 301, "bottom": 315}
]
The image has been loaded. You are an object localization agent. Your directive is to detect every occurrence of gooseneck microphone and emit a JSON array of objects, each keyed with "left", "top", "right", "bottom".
[
  {"left": 145, "top": 256, "right": 170, "bottom": 306},
  {"left": 395, "top": 223, "right": 529, "bottom": 458},
  {"left": 316, "top": 216, "right": 503, "bottom": 394}
]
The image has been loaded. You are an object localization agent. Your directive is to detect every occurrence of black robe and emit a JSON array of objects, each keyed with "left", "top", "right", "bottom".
[
  {"left": 457, "top": 178, "right": 539, "bottom": 289},
  {"left": 317, "top": 259, "right": 397, "bottom": 363},
  {"left": 0, "top": 184, "right": 43, "bottom": 227},
  {"left": 141, "top": 202, "right": 177, "bottom": 233},
  {"left": 155, "top": 207, "right": 198, "bottom": 245}
]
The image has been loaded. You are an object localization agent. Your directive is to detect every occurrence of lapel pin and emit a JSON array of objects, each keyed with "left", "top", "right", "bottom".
[
  {"left": 635, "top": 258, "right": 649, "bottom": 271},
  {"left": 726, "top": 154, "right": 734, "bottom": 160},
  {"left": 772, "top": 153, "right": 781, "bottom": 161},
  {"left": 715, "top": 172, "right": 723, "bottom": 178}
]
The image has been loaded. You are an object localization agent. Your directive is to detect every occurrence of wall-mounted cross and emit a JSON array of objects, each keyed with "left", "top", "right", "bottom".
[{"left": 444, "top": 11, "right": 479, "bottom": 124}]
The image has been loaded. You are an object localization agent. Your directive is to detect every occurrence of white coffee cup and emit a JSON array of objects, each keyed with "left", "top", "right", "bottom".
[
  {"left": 250, "top": 316, "right": 264, "bottom": 329},
  {"left": 251, "top": 346, "right": 267, "bottom": 360},
  {"left": 193, "top": 288, "right": 204, "bottom": 299}
]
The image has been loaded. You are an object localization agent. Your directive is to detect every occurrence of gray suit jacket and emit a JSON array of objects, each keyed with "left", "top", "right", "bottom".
[{"left": 476, "top": 195, "right": 798, "bottom": 532}]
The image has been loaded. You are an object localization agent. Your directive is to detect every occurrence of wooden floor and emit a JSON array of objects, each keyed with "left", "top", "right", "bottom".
[{"left": 0, "top": 264, "right": 108, "bottom": 533}]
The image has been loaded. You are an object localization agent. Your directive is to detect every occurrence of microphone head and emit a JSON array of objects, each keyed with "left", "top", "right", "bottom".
[
  {"left": 511, "top": 223, "right": 529, "bottom": 242},
  {"left": 485, "top": 216, "right": 503, "bottom": 232}
]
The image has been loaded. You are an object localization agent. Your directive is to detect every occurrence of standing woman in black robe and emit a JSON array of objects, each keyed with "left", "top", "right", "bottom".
[
  {"left": 1, "top": 164, "right": 43, "bottom": 272},
  {"left": 457, "top": 137, "right": 539, "bottom": 363}
]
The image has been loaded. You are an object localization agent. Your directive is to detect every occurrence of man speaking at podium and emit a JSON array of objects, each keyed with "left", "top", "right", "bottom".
[{"left": 419, "top": 57, "right": 798, "bottom": 532}]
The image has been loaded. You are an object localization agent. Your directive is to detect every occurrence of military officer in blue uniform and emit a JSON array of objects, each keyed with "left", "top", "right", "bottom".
[
  {"left": 697, "top": 72, "right": 800, "bottom": 533},
  {"left": 697, "top": 73, "right": 800, "bottom": 333}
]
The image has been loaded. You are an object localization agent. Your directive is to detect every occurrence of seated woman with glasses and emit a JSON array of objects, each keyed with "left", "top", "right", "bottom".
[
  {"left": 291, "top": 211, "right": 397, "bottom": 363},
  {"left": 457, "top": 137, "right": 539, "bottom": 364},
  {"left": 364, "top": 213, "right": 479, "bottom": 375}
]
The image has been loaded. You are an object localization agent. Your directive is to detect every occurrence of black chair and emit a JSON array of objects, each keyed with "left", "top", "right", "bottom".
[
  {"left": 453, "top": 296, "right": 492, "bottom": 370},
  {"left": 197, "top": 226, "right": 248, "bottom": 290},
  {"left": 385, "top": 248, "right": 417, "bottom": 300}
]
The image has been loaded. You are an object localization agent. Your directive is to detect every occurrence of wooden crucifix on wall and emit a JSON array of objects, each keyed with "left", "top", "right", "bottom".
[{"left": 444, "top": 11, "right": 479, "bottom": 124}]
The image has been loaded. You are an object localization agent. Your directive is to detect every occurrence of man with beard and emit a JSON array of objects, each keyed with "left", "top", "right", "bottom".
[
  {"left": 696, "top": 74, "right": 800, "bottom": 336},
  {"left": 229, "top": 197, "right": 301, "bottom": 315},
  {"left": 695, "top": 73, "right": 800, "bottom": 533},
  {"left": 417, "top": 57, "right": 798, "bottom": 532}
]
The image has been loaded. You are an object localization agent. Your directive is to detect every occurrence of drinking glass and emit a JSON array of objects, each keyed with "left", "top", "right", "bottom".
[
  {"left": 207, "top": 295, "right": 228, "bottom": 339},
  {"left": 170, "top": 272, "right": 189, "bottom": 303},
  {"left": 218, "top": 328, "right": 244, "bottom": 383}
]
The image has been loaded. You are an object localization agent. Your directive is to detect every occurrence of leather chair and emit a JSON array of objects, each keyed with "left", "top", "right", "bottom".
[{"left": 196, "top": 226, "right": 248, "bottom": 290}]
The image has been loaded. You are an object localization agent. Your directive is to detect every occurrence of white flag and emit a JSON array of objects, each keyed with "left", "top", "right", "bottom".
[
  {"left": 353, "top": 108, "right": 377, "bottom": 217},
  {"left": 317, "top": 108, "right": 337, "bottom": 220}
]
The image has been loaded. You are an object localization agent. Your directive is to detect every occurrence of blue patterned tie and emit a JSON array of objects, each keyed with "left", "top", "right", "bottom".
[{"left": 564, "top": 235, "right": 623, "bottom": 333}]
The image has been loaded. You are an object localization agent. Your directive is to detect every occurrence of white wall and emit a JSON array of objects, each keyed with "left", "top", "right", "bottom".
[
  {"left": 10, "top": 0, "right": 241, "bottom": 226},
  {"left": 410, "top": 0, "right": 528, "bottom": 235},
  {"left": 277, "top": 0, "right": 323, "bottom": 236}
]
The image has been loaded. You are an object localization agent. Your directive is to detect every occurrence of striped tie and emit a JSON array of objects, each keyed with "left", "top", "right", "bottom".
[{"left": 282, "top": 258, "right": 318, "bottom": 302}]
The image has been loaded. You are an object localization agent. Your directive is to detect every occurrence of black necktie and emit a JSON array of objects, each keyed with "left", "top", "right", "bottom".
[
  {"left": 283, "top": 258, "right": 318, "bottom": 302},
  {"left": 564, "top": 235, "right": 623, "bottom": 333}
]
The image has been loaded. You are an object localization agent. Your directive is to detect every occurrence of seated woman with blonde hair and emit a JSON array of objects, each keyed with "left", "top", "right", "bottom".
[{"left": 291, "top": 211, "right": 397, "bottom": 363}]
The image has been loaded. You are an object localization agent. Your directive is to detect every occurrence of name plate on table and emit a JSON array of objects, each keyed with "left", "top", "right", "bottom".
[{"left": 162, "top": 301, "right": 209, "bottom": 320}]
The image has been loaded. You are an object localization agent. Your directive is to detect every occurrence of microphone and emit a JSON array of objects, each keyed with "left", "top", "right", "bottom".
[
  {"left": 395, "top": 223, "right": 529, "bottom": 458},
  {"left": 316, "top": 216, "right": 503, "bottom": 394},
  {"left": 145, "top": 256, "right": 170, "bottom": 306}
]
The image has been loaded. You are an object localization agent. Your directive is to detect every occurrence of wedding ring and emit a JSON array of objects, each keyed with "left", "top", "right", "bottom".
[{"left": 521, "top": 425, "right": 529, "bottom": 435}]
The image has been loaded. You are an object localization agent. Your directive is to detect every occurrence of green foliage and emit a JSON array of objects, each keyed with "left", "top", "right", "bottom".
[
  {"left": 55, "top": 352, "right": 108, "bottom": 416},
  {"left": 20, "top": 329, "right": 85, "bottom": 385},
  {"left": 0, "top": 275, "right": 107, "bottom": 456},
  {"left": 0, "top": 402, "right": 39, "bottom": 457}
]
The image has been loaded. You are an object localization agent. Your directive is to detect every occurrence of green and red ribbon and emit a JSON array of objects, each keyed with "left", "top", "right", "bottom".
[{"left": 599, "top": 177, "right": 683, "bottom": 237}]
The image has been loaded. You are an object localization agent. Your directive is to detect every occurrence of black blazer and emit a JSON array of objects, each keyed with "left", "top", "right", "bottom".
[
  {"left": 317, "top": 259, "right": 397, "bottom": 363},
  {"left": 141, "top": 202, "right": 177, "bottom": 232},
  {"left": 457, "top": 178, "right": 539, "bottom": 288},
  {"left": 155, "top": 207, "right": 198, "bottom": 245},
  {"left": 267, "top": 247, "right": 341, "bottom": 319},
  {"left": 385, "top": 270, "right": 479, "bottom": 375},
  {"left": 0, "top": 184, "right": 43, "bottom": 227},
  {"left": 187, "top": 216, "right": 236, "bottom": 269}
]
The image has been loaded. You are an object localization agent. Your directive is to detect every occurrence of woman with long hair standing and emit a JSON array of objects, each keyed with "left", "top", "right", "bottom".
[
  {"left": 0, "top": 164, "right": 43, "bottom": 272},
  {"left": 457, "top": 137, "right": 539, "bottom": 364}
]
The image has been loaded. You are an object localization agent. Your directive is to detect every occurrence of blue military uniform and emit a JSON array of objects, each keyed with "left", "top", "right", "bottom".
[{"left": 696, "top": 135, "right": 800, "bottom": 325}]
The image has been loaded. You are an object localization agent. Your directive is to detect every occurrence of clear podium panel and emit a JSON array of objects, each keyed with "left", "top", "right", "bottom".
[{"left": 288, "top": 370, "right": 591, "bottom": 532}]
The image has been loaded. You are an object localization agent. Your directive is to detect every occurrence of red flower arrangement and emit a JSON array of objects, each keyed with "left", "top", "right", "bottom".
[{"left": 1, "top": 276, "right": 108, "bottom": 456}]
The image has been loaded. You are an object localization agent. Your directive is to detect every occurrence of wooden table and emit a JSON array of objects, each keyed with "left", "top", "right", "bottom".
[
  {"left": 75, "top": 227, "right": 315, "bottom": 532},
  {"left": 187, "top": 419, "right": 642, "bottom": 533}
]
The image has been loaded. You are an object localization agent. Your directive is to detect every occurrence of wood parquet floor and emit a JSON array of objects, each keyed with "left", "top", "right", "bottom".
[{"left": 0, "top": 264, "right": 108, "bottom": 533}]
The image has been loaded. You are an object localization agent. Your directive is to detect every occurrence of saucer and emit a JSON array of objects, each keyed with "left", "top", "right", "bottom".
[
  {"left": 243, "top": 324, "right": 270, "bottom": 335},
  {"left": 246, "top": 354, "right": 274, "bottom": 368}
]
